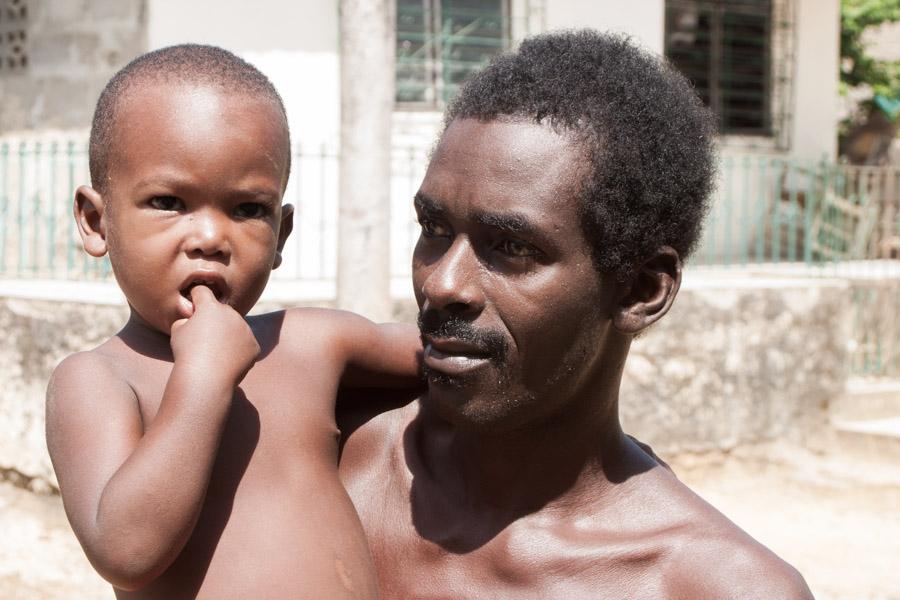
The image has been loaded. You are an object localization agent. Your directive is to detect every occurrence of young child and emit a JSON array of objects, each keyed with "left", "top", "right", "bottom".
[{"left": 45, "top": 45, "right": 420, "bottom": 599}]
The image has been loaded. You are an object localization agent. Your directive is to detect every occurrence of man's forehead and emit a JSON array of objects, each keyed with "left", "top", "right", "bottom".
[
  {"left": 435, "top": 117, "right": 580, "bottom": 165},
  {"left": 422, "top": 118, "right": 586, "bottom": 217}
]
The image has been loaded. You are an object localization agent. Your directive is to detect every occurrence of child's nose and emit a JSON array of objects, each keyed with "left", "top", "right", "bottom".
[{"left": 184, "top": 211, "right": 231, "bottom": 259}]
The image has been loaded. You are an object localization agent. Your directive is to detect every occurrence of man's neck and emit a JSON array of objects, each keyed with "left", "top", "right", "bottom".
[
  {"left": 421, "top": 402, "right": 630, "bottom": 502},
  {"left": 407, "top": 375, "right": 659, "bottom": 555}
]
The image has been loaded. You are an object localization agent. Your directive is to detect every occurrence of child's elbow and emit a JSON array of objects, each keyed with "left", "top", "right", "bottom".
[{"left": 87, "top": 539, "right": 172, "bottom": 591}]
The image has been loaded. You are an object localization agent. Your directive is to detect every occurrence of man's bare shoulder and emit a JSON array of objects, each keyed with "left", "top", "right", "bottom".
[
  {"left": 636, "top": 466, "right": 813, "bottom": 599},
  {"left": 338, "top": 400, "right": 417, "bottom": 475},
  {"left": 663, "top": 526, "right": 813, "bottom": 599}
]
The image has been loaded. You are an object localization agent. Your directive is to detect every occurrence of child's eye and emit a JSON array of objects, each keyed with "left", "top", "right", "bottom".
[
  {"left": 419, "top": 218, "right": 449, "bottom": 237},
  {"left": 235, "top": 203, "right": 267, "bottom": 219},
  {"left": 496, "top": 239, "right": 537, "bottom": 258},
  {"left": 149, "top": 196, "right": 184, "bottom": 211}
]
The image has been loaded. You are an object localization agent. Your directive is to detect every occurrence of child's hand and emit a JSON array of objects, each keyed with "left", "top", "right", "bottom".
[{"left": 170, "top": 285, "right": 260, "bottom": 385}]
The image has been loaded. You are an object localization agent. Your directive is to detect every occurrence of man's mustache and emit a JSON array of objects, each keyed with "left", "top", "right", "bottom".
[{"left": 417, "top": 311, "right": 508, "bottom": 364}]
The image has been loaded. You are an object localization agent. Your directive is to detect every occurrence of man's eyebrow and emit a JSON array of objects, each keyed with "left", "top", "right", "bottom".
[
  {"left": 472, "top": 210, "right": 536, "bottom": 235},
  {"left": 414, "top": 192, "right": 443, "bottom": 215},
  {"left": 415, "top": 192, "right": 544, "bottom": 237}
]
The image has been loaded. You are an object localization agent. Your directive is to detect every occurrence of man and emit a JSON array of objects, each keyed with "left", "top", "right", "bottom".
[{"left": 339, "top": 30, "right": 813, "bottom": 598}]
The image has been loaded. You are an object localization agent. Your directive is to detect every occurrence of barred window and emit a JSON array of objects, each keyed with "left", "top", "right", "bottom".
[
  {"left": 0, "top": 0, "right": 28, "bottom": 71},
  {"left": 397, "top": 0, "right": 509, "bottom": 107},
  {"left": 665, "top": 0, "right": 772, "bottom": 135}
]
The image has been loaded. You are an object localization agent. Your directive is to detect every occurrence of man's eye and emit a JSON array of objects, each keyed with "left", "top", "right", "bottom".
[
  {"left": 149, "top": 196, "right": 184, "bottom": 211},
  {"left": 419, "top": 218, "right": 449, "bottom": 237},
  {"left": 235, "top": 203, "right": 267, "bottom": 219},
  {"left": 497, "top": 239, "right": 537, "bottom": 258}
]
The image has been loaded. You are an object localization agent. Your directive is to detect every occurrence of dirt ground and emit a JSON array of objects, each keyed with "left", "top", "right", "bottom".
[{"left": 1, "top": 440, "right": 897, "bottom": 600}]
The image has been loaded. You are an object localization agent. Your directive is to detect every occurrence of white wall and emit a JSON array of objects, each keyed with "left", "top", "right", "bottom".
[
  {"left": 544, "top": 0, "right": 665, "bottom": 53},
  {"left": 146, "top": 0, "right": 338, "bottom": 53},
  {"left": 145, "top": 0, "right": 342, "bottom": 149},
  {"left": 791, "top": 0, "right": 840, "bottom": 161}
]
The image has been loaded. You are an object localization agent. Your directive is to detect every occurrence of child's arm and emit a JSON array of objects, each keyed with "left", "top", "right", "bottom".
[
  {"left": 341, "top": 318, "right": 423, "bottom": 388},
  {"left": 284, "top": 308, "right": 423, "bottom": 388},
  {"left": 45, "top": 286, "right": 258, "bottom": 591}
]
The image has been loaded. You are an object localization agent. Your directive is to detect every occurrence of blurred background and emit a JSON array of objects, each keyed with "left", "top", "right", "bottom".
[{"left": 0, "top": 0, "right": 898, "bottom": 598}]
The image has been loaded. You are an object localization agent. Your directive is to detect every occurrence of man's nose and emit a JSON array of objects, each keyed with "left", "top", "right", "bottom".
[
  {"left": 183, "top": 210, "right": 231, "bottom": 259},
  {"left": 419, "top": 237, "right": 485, "bottom": 316}
]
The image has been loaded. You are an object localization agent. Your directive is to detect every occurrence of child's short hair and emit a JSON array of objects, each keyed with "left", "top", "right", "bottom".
[{"left": 89, "top": 44, "right": 291, "bottom": 192}]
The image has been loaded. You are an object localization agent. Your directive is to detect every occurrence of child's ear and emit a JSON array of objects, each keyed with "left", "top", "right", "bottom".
[
  {"left": 74, "top": 185, "right": 109, "bottom": 257},
  {"left": 612, "top": 246, "right": 682, "bottom": 335},
  {"left": 273, "top": 203, "right": 294, "bottom": 270}
]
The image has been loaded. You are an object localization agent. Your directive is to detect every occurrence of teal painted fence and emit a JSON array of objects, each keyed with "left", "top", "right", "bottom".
[
  {"left": 694, "top": 155, "right": 900, "bottom": 267},
  {"left": 0, "top": 139, "right": 110, "bottom": 280},
  {"left": 1, "top": 137, "right": 898, "bottom": 376}
]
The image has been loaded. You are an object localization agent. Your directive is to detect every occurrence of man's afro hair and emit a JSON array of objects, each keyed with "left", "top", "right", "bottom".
[{"left": 446, "top": 29, "right": 717, "bottom": 279}]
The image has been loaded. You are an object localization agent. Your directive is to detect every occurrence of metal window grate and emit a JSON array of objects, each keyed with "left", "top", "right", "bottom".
[
  {"left": 665, "top": 0, "right": 772, "bottom": 136},
  {"left": 397, "top": 0, "right": 509, "bottom": 107}
]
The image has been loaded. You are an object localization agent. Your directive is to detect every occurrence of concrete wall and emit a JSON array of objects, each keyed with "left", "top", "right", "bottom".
[
  {"left": 621, "top": 275, "right": 849, "bottom": 453},
  {"left": 0, "top": 297, "right": 128, "bottom": 490},
  {"left": 0, "top": 0, "right": 147, "bottom": 133},
  {"left": 0, "top": 275, "right": 850, "bottom": 490}
]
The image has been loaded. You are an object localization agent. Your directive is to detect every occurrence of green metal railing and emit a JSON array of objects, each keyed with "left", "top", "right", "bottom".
[
  {"left": 1, "top": 137, "right": 898, "bottom": 376},
  {"left": 693, "top": 155, "right": 900, "bottom": 268},
  {"left": 0, "top": 139, "right": 112, "bottom": 280}
]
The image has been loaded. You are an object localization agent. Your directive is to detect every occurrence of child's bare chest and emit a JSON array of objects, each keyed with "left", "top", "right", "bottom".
[
  {"left": 131, "top": 349, "right": 340, "bottom": 453},
  {"left": 115, "top": 352, "right": 373, "bottom": 598}
]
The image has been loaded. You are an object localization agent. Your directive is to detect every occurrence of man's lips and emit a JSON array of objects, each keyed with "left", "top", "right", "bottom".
[{"left": 423, "top": 337, "right": 492, "bottom": 376}]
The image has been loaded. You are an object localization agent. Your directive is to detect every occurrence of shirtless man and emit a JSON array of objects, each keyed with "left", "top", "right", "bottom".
[
  {"left": 338, "top": 30, "right": 814, "bottom": 598},
  {"left": 46, "top": 45, "right": 420, "bottom": 598}
]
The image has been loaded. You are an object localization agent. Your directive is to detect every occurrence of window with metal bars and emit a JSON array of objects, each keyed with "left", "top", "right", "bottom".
[
  {"left": 396, "top": 0, "right": 509, "bottom": 108},
  {"left": 665, "top": 0, "right": 772, "bottom": 136}
]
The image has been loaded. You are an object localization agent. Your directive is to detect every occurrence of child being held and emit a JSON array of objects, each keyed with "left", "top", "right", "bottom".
[{"left": 46, "top": 45, "right": 420, "bottom": 599}]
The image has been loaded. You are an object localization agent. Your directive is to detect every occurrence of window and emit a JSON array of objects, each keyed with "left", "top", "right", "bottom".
[
  {"left": 0, "top": 0, "right": 28, "bottom": 71},
  {"left": 397, "top": 0, "right": 509, "bottom": 107},
  {"left": 665, "top": 0, "right": 772, "bottom": 136}
]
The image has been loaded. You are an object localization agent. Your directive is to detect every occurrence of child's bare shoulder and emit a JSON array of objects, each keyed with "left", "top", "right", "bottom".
[
  {"left": 49, "top": 338, "right": 134, "bottom": 397},
  {"left": 46, "top": 341, "right": 142, "bottom": 458}
]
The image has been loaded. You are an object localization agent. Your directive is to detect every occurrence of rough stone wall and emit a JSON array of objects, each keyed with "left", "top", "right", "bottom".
[
  {"left": 621, "top": 280, "right": 850, "bottom": 453},
  {"left": 0, "top": 0, "right": 148, "bottom": 133},
  {"left": 0, "top": 297, "right": 127, "bottom": 490},
  {"left": 0, "top": 279, "right": 850, "bottom": 491}
]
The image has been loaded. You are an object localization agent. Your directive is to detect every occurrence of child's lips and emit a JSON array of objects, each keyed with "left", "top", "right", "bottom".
[
  {"left": 179, "top": 281, "right": 225, "bottom": 301},
  {"left": 176, "top": 272, "right": 230, "bottom": 318}
]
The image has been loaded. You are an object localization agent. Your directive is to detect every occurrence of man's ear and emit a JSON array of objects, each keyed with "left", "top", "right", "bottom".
[
  {"left": 73, "top": 185, "right": 108, "bottom": 257},
  {"left": 612, "top": 246, "right": 682, "bottom": 335},
  {"left": 273, "top": 203, "right": 294, "bottom": 270}
]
